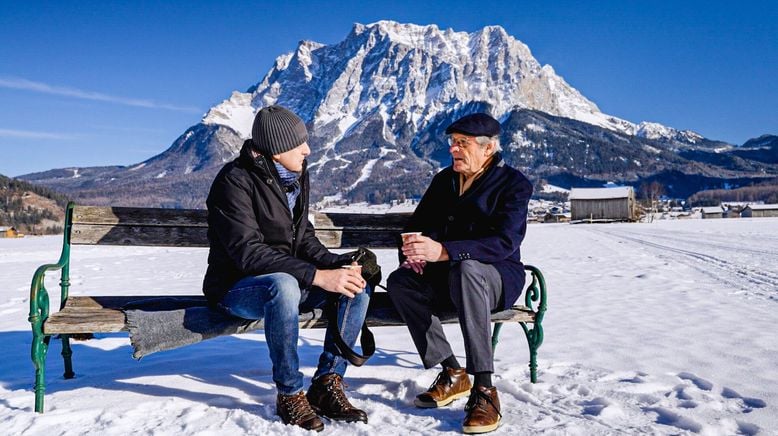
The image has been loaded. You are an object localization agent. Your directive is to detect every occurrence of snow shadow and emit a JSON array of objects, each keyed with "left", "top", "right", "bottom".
[{"left": 2, "top": 329, "right": 418, "bottom": 412}]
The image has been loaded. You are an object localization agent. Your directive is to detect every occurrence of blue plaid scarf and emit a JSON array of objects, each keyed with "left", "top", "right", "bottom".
[{"left": 273, "top": 161, "right": 301, "bottom": 212}]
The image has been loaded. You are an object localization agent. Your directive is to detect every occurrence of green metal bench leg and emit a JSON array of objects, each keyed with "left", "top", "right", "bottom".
[
  {"left": 521, "top": 322, "right": 542, "bottom": 383},
  {"left": 31, "top": 332, "right": 50, "bottom": 413},
  {"left": 491, "top": 322, "right": 503, "bottom": 351},
  {"left": 61, "top": 335, "right": 75, "bottom": 379},
  {"left": 520, "top": 265, "right": 548, "bottom": 384},
  {"left": 493, "top": 319, "right": 543, "bottom": 383}
]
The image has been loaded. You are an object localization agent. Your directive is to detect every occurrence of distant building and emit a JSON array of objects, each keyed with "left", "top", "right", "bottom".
[
  {"left": 543, "top": 212, "right": 571, "bottom": 223},
  {"left": 569, "top": 187, "right": 636, "bottom": 222},
  {"left": 0, "top": 226, "right": 20, "bottom": 238},
  {"left": 741, "top": 204, "right": 778, "bottom": 218},
  {"left": 700, "top": 206, "right": 725, "bottom": 219}
]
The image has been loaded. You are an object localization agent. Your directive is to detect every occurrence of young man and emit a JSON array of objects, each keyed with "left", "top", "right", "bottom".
[
  {"left": 203, "top": 105, "right": 371, "bottom": 432},
  {"left": 387, "top": 113, "right": 533, "bottom": 434}
]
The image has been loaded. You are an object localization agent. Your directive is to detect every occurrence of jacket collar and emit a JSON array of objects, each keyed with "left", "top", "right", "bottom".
[{"left": 238, "top": 139, "right": 308, "bottom": 182}]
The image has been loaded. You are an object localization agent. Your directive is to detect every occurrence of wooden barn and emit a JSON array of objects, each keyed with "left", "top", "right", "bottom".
[
  {"left": 700, "top": 206, "right": 725, "bottom": 219},
  {"left": 740, "top": 204, "right": 778, "bottom": 218},
  {"left": 569, "top": 187, "right": 636, "bottom": 222},
  {"left": 0, "top": 226, "right": 20, "bottom": 238}
]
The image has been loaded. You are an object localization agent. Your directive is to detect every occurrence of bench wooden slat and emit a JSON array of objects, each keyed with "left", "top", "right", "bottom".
[
  {"left": 43, "top": 295, "right": 535, "bottom": 335},
  {"left": 73, "top": 206, "right": 208, "bottom": 227},
  {"left": 44, "top": 309, "right": 126, "bottom": 334},
  {"left": 314, "top": 229, "right": 400, "bottom": 249},
  {"left": 63, "top": 295, "right": 208, "bottom": 309},
  {"left": 314, "top": 212, "right": 411, "bottom": 229},
  {"left": 71, "top": 225, "right": 402, "bottom": 248},
  {"left": 72, "top": 207, "right": 411, "bottom": 230},
  {"left": 70, "top": 208, "right": 407, "bottom": 248},
  {"left": 71, "top": 224, "right": 210, "bottom": 246}
]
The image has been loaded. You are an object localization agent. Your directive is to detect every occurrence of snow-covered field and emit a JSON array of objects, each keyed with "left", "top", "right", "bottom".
[{"left": 1, "top": 218, "right": 776, "bottom": 435}]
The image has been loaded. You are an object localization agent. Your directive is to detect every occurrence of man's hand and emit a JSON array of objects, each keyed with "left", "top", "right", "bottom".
[
  {"left": 401, "top": 259, "right": 427, "bottom": 275},
  {"left": 313, "top": 264, "right": 366, "bottom": 298},
  {"left": 401, "top": 234, "right": 449, "bottom": 263}
]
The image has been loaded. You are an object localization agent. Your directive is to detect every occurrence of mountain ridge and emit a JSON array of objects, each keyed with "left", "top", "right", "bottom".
[{"left": 18, "top": 21, "right": 777, "bottom": 207}]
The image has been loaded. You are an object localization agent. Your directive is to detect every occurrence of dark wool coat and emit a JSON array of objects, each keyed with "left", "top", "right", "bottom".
[
  {"left": 404, "top": 153, "right": 533, "bottom": 310},
  {"left": 203, "top": 141, "right": 348, "bottom": 305}
]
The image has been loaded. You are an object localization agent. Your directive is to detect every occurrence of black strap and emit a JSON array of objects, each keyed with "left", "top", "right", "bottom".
[{"left": 325, "top": 295, "right": 375, "bottom": 367}]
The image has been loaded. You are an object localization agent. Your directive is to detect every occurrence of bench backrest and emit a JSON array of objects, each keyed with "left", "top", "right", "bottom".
[{"left": 68, "top": 205, "right": 411, "bottom": 249}]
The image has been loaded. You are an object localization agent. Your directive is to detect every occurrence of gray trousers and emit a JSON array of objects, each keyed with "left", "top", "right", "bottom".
[{"left": 387, "top": 260, "right": 503, "bottom": 374}]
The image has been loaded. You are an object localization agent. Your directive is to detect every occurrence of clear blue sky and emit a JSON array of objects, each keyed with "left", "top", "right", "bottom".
[{"left": 1, "top": 0, "right": 776, "bottom": 177}]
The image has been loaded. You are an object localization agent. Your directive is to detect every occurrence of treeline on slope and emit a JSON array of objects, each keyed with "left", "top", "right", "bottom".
[
  {"left": 0, "top": 174, "right": 70, "bottom": 234},
  {"left": 688, "top": 178, "right": 778, "bottom": 206}
]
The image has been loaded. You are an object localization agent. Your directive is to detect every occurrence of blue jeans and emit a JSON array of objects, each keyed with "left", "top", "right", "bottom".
[{"left": 218, "top": 272, "right": 372, "bottom": 395}]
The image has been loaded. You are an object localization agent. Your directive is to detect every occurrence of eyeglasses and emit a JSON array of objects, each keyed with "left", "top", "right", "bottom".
[{"left": 447, "top": 136, "right": 475, "bottom": 148}]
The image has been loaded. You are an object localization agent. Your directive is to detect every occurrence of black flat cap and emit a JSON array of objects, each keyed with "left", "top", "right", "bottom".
[{"left": 445, "top": 113, "right": 501, "bottom": 137}]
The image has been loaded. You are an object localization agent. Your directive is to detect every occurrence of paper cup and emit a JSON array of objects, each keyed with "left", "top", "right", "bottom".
[{"left": 401, "top": 232, "right": 422, "bottom": 243}]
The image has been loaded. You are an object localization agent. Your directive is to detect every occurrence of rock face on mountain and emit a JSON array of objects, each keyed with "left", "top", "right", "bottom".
[{"left": 20, "top": 21, "right": 777, "bottom": 207}]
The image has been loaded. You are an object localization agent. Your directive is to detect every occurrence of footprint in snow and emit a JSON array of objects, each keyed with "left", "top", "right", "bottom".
[
  {"left": 677, "top": 372, "right": 713, "bottom": 391},
  {"left": 671, "top": 384, "right": 695, "bottom": 401},
  {"left": 642, "top": 406, "right": 702, "bottom": 433},
  {"left": 618, "top": 374, "right": 645, "bottom": 384},
  {"left": 721, "top": 387, "right": 767, "bottom": 411},
  {"left": 578, "top": 397, "right": 610, "bottom": 416}
]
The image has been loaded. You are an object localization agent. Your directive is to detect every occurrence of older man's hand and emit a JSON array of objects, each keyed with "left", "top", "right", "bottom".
[
  {"left": 401, "top": 234, "right": 449, "bottom": 263},
  {"left": 401, "top": 259, "right": 427, "bottom": 275}
]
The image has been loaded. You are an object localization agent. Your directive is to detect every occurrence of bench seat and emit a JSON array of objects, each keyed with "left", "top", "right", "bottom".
[{"left": 43, "top": 294, "right": 536, "bottom": 335}]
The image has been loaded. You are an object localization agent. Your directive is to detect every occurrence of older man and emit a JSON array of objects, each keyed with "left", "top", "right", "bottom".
[{"left": 387, "top": 113, "right": 533, "bottom": 434}]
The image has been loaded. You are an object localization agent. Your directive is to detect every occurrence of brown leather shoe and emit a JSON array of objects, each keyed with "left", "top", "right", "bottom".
[
  {"left": 306, "top": 373, "right": 368, "bottom": 423},
  {"left": 414, "top": 367, "right": 472, "bottom": 408},
  {"left": 276, "top": 390, "right": 324, "bottom": 432},
  {"left": 462, "top": 386, "right": 502, "bottom": 434}
]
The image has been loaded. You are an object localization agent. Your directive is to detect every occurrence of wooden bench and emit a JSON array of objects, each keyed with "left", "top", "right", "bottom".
[{"left": 29, "top": 203, "right": 547, "bottom": 413}]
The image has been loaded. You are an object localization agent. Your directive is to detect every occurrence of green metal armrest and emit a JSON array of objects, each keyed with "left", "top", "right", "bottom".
[{"left": 29, "top": 202, "right": 74, "bottom": 413}]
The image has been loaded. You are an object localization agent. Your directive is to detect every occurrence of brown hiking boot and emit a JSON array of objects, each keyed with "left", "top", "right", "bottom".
[
  {"left": 276, "top": 390, "right": 324, "bottom": 432},
  {"left": 463, "top": 386, "right": 502, "bottom": 434},
  {"left": 306, "top": 373, "right": 368, "bottom": 423},
  {"left": 414, "top": 367, "right": 472, "bottom": 408}
]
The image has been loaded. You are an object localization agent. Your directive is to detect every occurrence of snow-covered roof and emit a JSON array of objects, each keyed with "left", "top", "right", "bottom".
[
  {"left": 701, "top": 206, "right": 724, "bottom": 214},
  {"left": 744, "top": 204, "right": 778, "bottom": 211},
  {"left": 569, "top": 186, "right": 633, "bottom": 200}
]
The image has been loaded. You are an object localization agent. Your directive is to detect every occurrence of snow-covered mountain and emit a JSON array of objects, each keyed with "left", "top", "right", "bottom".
[
  {"left": 204, "top": 21, "right": 698, "bottom": 147},
  {"left": 20, "top": 21, "right": 775, "bottom": 207}
]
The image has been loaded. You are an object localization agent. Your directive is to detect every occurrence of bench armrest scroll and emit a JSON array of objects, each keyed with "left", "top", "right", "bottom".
[
  {"left": 29, "top": 202, "right": 74, "bottom": 330},
  {"left": 523, "top": 264, "right": 547, "bottom": 321}
]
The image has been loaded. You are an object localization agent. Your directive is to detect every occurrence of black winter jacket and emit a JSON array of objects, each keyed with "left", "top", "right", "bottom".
[{"left": 203, "top": 141, "right": 348, "bottom": 305}]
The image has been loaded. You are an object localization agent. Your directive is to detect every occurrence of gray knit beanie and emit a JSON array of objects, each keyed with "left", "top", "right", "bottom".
[{"left": 251, "top": 105, "right": 308, "bottom": 155}]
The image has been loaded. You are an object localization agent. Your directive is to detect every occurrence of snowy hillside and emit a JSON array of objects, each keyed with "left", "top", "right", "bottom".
[{"left": 1, "top": 218, "right": 776, "bottom": 434}]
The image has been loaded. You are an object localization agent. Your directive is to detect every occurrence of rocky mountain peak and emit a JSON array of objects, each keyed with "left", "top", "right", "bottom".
[{"left": 22, "top": 21, "right": 774, "bottom": 209}]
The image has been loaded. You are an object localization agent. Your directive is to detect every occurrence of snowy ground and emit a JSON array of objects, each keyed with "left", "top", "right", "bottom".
[{"left": 1, "top": 218, "right": 776, "bottom": 435}]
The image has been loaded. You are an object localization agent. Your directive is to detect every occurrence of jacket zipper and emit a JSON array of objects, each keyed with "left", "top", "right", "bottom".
[{"left": 254, "top": 153, "right": 303, "bottom": 255}]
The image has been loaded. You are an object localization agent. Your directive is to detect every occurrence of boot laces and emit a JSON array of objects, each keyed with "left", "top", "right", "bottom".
[
  {"left": 465, "top": 389, "right": 502, "bottom": 418},
  {"left": 282, "top": 392, "right": 316, "bottom": 422},
  {"left": 429, "top": 370, "right": 453, "bottom": 390},
  {"left": 325, "top": 375, "right": 353, "bottom": 410}
]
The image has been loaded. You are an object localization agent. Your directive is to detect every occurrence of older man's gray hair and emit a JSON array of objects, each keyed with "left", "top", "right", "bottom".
[{"left": 475, "top": 135, "right": 503, "bottom": 153}]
